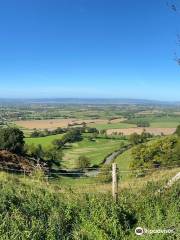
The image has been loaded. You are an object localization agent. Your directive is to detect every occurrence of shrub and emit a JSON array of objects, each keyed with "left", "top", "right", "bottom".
[
  {"left": 97, "top": 164, "right": 112, "bottom": 183},
  {"left": 77, "top": 155, "right": 90, "bottom": 169},
  {"left": 136, "top": 120, "right": 150, "bottom": 127}
]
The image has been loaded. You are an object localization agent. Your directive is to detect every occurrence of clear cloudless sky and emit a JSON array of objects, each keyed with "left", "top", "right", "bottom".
[{"left": 0, "top": 0, "right": 180, "bottom": 100}]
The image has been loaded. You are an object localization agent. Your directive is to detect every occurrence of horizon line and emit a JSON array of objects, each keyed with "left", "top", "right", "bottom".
[{"left": 0, "top": 97, "right": 179, "bottom": 103}]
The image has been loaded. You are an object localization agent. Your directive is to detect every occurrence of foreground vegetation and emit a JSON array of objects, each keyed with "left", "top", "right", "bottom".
[{"left": 0, "top": 172, "right": 179, "bottom": 240}]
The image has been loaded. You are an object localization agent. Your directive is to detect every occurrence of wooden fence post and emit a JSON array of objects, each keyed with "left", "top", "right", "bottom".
[{"left": 112, "top": 163, "right": 118, "bottom": 202}]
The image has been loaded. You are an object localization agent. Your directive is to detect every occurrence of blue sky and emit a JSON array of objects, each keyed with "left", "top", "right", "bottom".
[{"left": 0, "top": 0, "right": 180, "bottom": 100}]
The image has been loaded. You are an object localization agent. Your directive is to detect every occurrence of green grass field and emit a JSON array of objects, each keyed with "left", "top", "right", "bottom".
[
  {"left": 89, "top": 118, "right": 180, "bottom": 130},
  {"left": 88, "top": 122, "right": 136, "bottom": 130},
  {"left": 132, "top": 115, "right": 180, "bottom": 128},
  {"left": 150, "top": 121, "right": 180, "bottom": 128},
  {"left": 62, "top": 138, "right": 127, "bottom": 168},
  {"left": 115, "top": 148, "right": 133, "bottom": 170},
  {"left": 25, "top": 134, "right": 128, "bottom": 169},
  {"left": 25, "top": 134, "right": 64, "bottom": 147}
]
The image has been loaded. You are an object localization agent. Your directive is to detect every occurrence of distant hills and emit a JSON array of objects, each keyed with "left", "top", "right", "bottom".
[{"left": 0, "top": 98, "right": 180, "bottom": 106}]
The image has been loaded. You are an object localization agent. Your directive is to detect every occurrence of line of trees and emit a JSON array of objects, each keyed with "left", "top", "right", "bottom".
[
  {"left": 124, "top": 119, "right": 150, "bottom": 127},
  {"left": 52, "top": 128, "right": 83, "bottom": 149},
  {"left": 30, "top": 127, "right": 66, "bottom": 138},
  {"left": 129, "top": 130, "right": 153, "bottom": 145},
  {"left": 30, "top": 126, "right": 99, "bottom": 138}
]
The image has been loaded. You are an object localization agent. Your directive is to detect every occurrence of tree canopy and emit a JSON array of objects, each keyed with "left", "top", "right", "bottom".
[{"left": 0, "top": 127, "right": 25, "bottom": 154}]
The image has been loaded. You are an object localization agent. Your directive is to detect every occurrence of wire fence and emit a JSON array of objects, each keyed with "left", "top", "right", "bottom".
[
  {"left": 0, "top": 163, "right": 179, "bottom": 196},
  {"left": 0, "top": 164, "right": 179, "bottom": 174}
]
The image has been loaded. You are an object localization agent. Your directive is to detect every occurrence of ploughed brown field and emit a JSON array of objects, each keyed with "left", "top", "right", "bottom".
[
  {"left": 107, "top": 127, "right": 176, "bottom": 136},
  {"left": 15, "top": 118, "right": 125, "bottom": 130}
]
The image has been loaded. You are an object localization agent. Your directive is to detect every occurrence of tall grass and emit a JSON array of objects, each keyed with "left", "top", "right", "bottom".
[{"left": 0, "top": 172, "right": 179, "bottom": 239}]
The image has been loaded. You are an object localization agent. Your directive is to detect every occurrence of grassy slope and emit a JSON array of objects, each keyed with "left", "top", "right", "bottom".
[
  {"left": 115, "top": 148, "right": 133, "bottom": 170},
  {"left": 115, "top": 137, "right": 164, "bottom": 169},
  {"left": 25, "top": 134, "right": 64, "bottom": 147},
  {"left": 62, "top": 138, "right": 127, "bottom": 168},
  {"left": 114, "top": 137, "right": 165, "bottom": 181},
  {"left": 25, "top": 133, "right": 127, "bottom": 168},
  {"left": 115, "top": 135, "right": 180, "bottom": 182},
  {"left": 0, "top": 171, "right": 179, "bottom": 240},
  {"left": 57, "top": 167, "right": 180, "bottom": 192}
]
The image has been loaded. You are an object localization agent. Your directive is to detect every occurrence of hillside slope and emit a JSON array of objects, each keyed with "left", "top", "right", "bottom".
[
  {"left": 0, "top": 150, "right": 34, "bottom": 172},
  {"left": 0, "top": 171, "right": 179, "bottom": 239}
]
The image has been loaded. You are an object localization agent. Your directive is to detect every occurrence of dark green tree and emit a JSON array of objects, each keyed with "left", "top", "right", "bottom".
[
  {"left": 0, "top": 127, "right": 25, "bottom": 154},
  {"left": 61, "top": 128, "right": 83, "bottom": 144},
  {"left": 129, "top": 133, "right": 142, "bottom": 145}
]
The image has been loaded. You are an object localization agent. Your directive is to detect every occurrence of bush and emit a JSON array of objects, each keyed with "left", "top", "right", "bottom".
[
  {"left": 72, "top": 194, "right": 135, "bottom": 240},
  {"left": 26, "top": 143, "right": 62, "bottom": 169},
  {"left": 97, "top": 164, "right": 112, "bottom": 183},
  {"left": 129, "top": 133, "right": 142, "bottom": 145},
  {"left": 85, "top": 127, "right": 99, "bottom": 133},
  {"left": 44, "top": 145, "right": 63, "bottom": 168},
  {"left": 129, "top": 130, "right": 152, "bottom": 145},
  {"left": 77, "top": 155, "right": 90, "bottom": 169},
  {"left": 136, "top": 120, "right": 150, "bottom": 127},
  {"left": 30, "top": 130, "right": 43, "bottom": 138},
  {"left": 26, "top": 143, "right": 44, "bottom": 160}
]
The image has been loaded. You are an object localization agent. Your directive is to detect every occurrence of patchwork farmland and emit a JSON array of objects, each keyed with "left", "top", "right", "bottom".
[
  {"left": 15, "top": 117, "right": 125, "bottom": 130},
  {"left": 0, "top": 100, "right": 180, "bottom": 239}
]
